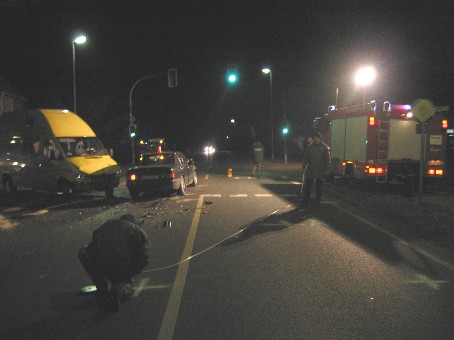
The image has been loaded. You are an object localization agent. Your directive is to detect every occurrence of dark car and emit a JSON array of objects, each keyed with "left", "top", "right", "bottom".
[{"left": 126, "top": 151, "right": 197, "bottom": 200}]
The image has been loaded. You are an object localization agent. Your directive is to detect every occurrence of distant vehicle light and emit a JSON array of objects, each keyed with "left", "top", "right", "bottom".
[
  {"left": 129, "top": 174, "right": 137, "bottom": 181},
  {"left": 406, "top": 112, "right": 413, "bottom": 118},
  {"left": 204, "top": 146, "right": 215, "bottom": 155}
]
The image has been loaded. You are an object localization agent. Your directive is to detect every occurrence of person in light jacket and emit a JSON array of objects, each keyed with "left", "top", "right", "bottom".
[
  {"left": 251, "top": 140, "right": 264, "bottom": 178},
  {"left": 301, "top": 132, "right": 330, "bottom": 205}
]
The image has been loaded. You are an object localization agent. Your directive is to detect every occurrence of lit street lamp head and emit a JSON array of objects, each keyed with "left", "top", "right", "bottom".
[
  {"left": 262, "top": 68, "right": 271, "bottom": 74},
  {"left": 74, "top": 35, "right": 87, "bottom": 45},
  {"left": 355, "top": 66, "right": 376, "bottom": 86}
]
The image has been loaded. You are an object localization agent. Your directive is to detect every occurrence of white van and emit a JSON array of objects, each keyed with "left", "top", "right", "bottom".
[{"left": 0, "top": 109, "right": 121, "bottom": 198}]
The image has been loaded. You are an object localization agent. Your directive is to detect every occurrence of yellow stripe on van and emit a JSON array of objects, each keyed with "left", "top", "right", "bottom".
[
  {"left": 40, "top": 110, "right": 96, "bottom": 137},
  {"left": 69, "top": 156, "right": 118, "bottom": 175}
]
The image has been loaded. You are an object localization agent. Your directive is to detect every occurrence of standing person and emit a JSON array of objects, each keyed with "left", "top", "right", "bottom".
[
  {"left": 78, "top": 214, "right": 151, "bottom": 312},
  {"left": 251, "top": 140, "right": 264, "bottom": 178},
  {"left": 301, "top": 132, "right": 330, "bottom": 206}
]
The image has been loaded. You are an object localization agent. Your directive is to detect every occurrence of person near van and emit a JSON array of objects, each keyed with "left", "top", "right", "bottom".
[
  {"left": 251, "top": 140, "right": 264, "bottom": 178},
  {"left": 301, "top": 132, "right": 330, "bottom": 206},
  {"left": 78, "top": 214, "right": 150, "bottom": 312}
]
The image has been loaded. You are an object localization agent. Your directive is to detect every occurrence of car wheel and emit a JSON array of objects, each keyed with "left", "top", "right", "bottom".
[
  {"left": 129, "top": 189, "right": 140, "bottom": 201},
  {"left": 191, "top": 171, "right": 198, "bottom": 186},
  {"left": 178, "top": 177, "right": 186, "bottom": 196},
  {"left": 58, "top": 179, "right": 73, "bottom": 200},
  {"left": 4, "top": 176, "right": 17, "bottom": 194},
  {"left": 105, "top": 187, "right": 115, "bottom": 199}
]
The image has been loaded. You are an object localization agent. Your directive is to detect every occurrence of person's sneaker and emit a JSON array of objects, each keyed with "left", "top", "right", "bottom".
[
  {"left": 116, "top": 282, "right": 133, "bottom": 301},
  {"left": 122, "top": 283, "right": 133, "bottom": 296}
]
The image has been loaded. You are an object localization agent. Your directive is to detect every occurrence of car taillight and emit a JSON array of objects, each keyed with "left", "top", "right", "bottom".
[
  {"left": 129, "top": 174, "right": 137, "bottom": 181},
  {"left": 366, "top": 166, "right": 386, "bottom": 175},
  {"left": 428, "top": 169, "right": 444, "bottom": 176},
  {"left": 169, "top": 171, "right": 176, "bottom": 179}
]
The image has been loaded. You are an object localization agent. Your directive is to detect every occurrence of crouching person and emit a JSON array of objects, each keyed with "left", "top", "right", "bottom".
[{"left": 79, "top": 214, "right": 150, "bottom": 312}]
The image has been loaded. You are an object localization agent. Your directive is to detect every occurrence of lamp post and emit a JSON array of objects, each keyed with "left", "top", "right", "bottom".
[
  {"left": 72, "top": 35, "right": 87, "bottom": 113},
  {"left": 354, "top": 66, "right": 376, "bottom": 104},
  {"left": 262, "top": 67, "right": 274, "bottom": 160}
]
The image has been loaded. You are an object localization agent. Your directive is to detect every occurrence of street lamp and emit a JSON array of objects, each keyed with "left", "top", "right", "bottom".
[
  {"left": 355, "top": 66, "right": 376, "bottom": 104},
  {"left": 72, "top": 35, "right": 87, "bottom": 113},
  {"left": 262, "top": 67, "right": 274, "bottom": 160}
]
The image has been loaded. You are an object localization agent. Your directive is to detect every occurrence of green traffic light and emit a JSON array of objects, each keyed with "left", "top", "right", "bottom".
[
  {"left": 227, "top": 74, "right": 238, "bottom": 84},
  {"left": 282, "top": 127, "right": 289, "bottom": 134}
]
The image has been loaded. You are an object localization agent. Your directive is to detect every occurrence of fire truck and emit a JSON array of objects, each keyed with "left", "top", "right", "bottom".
[{"left": 313, "top": 100, "right": 449, "bottom": 186}]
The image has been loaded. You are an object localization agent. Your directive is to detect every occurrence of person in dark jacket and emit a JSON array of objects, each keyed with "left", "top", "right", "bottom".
[
  {"left": 301, "top": 132, "right": 331, "bottom": 206},
  {"left": 79, "top": 214, "right": 150, "bottom": 312}
]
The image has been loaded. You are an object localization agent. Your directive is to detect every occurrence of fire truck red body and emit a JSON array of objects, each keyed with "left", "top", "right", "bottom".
[{"left": 314, "top": 101, "right": 449, "bottom": 185}]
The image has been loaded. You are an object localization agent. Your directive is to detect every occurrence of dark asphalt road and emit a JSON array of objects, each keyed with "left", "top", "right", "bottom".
[{"left": 1, "top": 156, "right": 453, "bottom": 339}]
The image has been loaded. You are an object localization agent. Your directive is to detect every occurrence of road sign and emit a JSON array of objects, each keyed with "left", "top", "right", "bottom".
[
  {"left": 435, "top": 105, "right": 449, "bottom": 113},
  {"left": 412, "top": 98, "right": 435, "bottom": 123}
]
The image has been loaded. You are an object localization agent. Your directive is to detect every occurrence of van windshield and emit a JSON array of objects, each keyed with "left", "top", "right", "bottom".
[{"left": 57, "top": 137, "right": 109, "bottom": 157}]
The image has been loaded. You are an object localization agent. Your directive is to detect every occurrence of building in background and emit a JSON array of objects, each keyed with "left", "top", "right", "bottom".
[{"left": 0, "top": 75, "right": 27, "bottom": 117}]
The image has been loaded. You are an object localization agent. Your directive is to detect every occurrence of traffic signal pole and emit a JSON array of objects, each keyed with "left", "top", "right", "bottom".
[{"left": 128, "top": 71, "right": 176, "bottom": 165}]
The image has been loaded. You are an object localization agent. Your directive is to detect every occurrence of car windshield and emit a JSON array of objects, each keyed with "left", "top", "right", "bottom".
[
  {"left": 57, "top": 137, "right": 109, "bottom": 157},
  {"left": 139, "top": 153, "right": 174, "bottom": 166}
]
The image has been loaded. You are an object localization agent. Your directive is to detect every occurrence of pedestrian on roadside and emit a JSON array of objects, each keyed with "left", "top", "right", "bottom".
[
  {"left": 78, "top": 214, "right": 150, "bottom": 312},
  {"left": 251, "top": 140, "right": 264, "bottom": 178},
  {"left": 301, "top": 132, "right": 330, "bottom": 206}
]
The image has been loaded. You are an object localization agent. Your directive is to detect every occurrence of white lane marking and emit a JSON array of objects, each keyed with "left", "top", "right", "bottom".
[
  {"left": 403, "top": 274, "right": 449, "bottom": 290},
  {"left": 23, "top": 209, "right": 48, "bottom": 216},
  {"left": 255, "top": 194, "right": 272, "bottom": 197},
  {"left": 334, "top": 203, "right": 454, "bottom": 273},
  {"left": 290, "top": 181, "right": 301, "bottom": 185},
  {"left": 134, "top": 278, "right": 171, "bottom": 297},
  {"left": 158, "top": 194, "right": 205, "bottom": 340},
  {"left": 204, "top": 194, "right": 221, "bottom": 197},
  {"left": 204, "top": 174, "right": 209, "bottom": 180},
  {"left": 229, "top": 194, "right": 247, "bottom": 197}
]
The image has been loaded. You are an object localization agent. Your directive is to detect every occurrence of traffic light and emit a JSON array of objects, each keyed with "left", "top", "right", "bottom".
[
  {"left": 226, "top": 64, "right": 239, "bottom": 85},
  {"left": 282, "top": 120, "right": 289, "bottom": 135},
  {"left": 129, "top": 124, "right": 137, "bottom": 138}
]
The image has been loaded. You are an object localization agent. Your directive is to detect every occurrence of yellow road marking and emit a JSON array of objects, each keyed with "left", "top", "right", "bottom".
[{"left": 158, "top": 194, "right": 205, "bottom": 340}]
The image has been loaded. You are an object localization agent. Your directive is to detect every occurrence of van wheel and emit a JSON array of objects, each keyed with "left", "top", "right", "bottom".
[
  {"left": 4, "top": 177, "right": 17, "bottom": 194},
  {"left": 105, "top": 187, "right": 115, "bottom": 199},
  {"left": 178, "top": 177, "right": 186, "bottom": 196}
]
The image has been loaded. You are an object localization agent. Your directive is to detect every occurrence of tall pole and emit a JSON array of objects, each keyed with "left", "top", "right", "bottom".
[
  {"left": 72, "top": 42, "right": 76, "bottom": 113},
  {"left": 129, "top": 73, "right": 166, "bottom": 165},
  {"left": 269, "top": 70, "right": 274, "bottom": 161},
  {"left": 282, "top": 83, "right": 287, "bottom": 164},
  {"left": 72, "top": 35, "right": 86, "bottom": 114}
]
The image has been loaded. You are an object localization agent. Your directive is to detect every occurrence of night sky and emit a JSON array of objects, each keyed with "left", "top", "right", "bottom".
[{"left": 2, "top": 0, "right": 454, "bottom": 159}]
